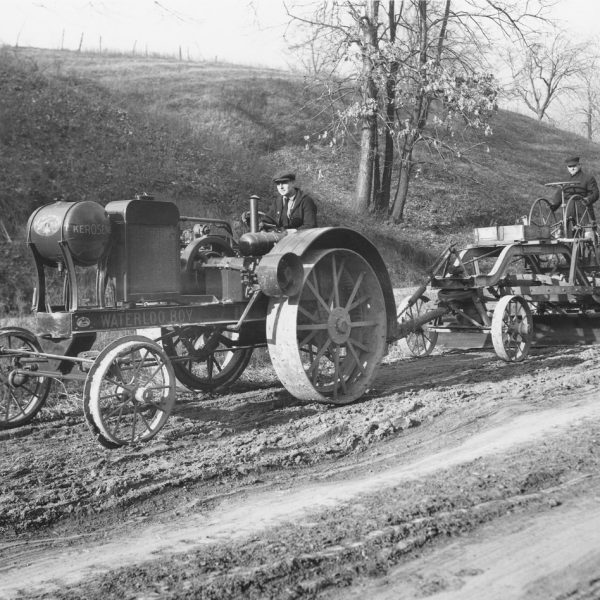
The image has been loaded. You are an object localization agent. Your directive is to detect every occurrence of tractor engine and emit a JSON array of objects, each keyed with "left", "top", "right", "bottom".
[{"left": 181, "top": 229, "right": 303, "bottom": 300}]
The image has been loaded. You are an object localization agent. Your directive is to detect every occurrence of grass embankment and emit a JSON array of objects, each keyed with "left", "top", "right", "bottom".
[{"left": 1, "top": 46, "right": 600, "bottom": 309}]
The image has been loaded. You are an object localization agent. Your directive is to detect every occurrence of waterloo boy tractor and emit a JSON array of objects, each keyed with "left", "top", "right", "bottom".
[{"left": 0, "top": 194, "right": 398, "bottom": 447}]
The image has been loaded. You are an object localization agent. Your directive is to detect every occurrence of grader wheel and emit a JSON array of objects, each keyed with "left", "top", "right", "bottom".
[
  {"left": 266, "top": 248, "right": 387, "bottom": 405},
  {"left": 396, "top": 295, "right": 438, "bottom": 357},
  {"left": 0, "top": 327, "right": 51, "bottom": 429},
  {"left": 491, "top": 295, "right": 533, "bottom": 362},
  {"left": 83, "top": 336, "right": 175, "bottom": 448}
]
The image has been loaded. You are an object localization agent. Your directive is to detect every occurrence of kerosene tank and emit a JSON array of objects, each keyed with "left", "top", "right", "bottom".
[{"left": 27, "top": 199, "right": 112, "bottom": 267}]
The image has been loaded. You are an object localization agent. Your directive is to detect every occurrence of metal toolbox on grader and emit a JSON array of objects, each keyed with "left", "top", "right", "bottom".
[{"left": 1, "top": 194, "right": 397, "bottom": 447}]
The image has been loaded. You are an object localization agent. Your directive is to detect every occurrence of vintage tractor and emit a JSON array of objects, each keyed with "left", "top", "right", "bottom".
[{"left": 0, "top": 194, "right": 398, "bottom": 447}]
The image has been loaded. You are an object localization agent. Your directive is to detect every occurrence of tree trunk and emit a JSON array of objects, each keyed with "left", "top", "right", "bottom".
[
  {"left": 378, "top": 0, "right": 399, "bottom": 214},
  {"left": 353, "top": 0, "right": 380, "bottom": 214},
  {"left": 390, "top": 149, "right": 412, "bottom": 222},
  {"left": 373, "top": 145, "right": 382, "bottom": 212},
  {"left": 354, "top": 120, "right": 377, "bottom": 213}
]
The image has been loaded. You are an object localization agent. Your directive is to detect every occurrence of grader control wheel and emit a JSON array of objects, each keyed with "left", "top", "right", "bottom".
[
  {"left": 0, "top": 327, "right": 51, "bottom": 429},
  {"left": 396, "top": 295, "right": 438, "bottom": 357},
  {"left": 83, "top": 336, "right": 175, "bottom": 448},
  {"left": 491, "top": 295, "right": 533, "bottom": 362},
  {"left": 528, "top": 197, "right": 562, "bottom": 238},
  {"left": 162, "top": 326, "right": 252, "bottom": 392},
  {"left": 564, "top": 195, "right": 595, "bottom": 240},
  {"left": 267, "top": 248, "right": 387, "bottom": 405}
]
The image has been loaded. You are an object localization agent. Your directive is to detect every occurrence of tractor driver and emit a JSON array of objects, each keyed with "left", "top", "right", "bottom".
[
  {"left": 550, "top": 156, "right": 599, "bottom": 220},
  {"left": 265, "top": 171, "right": 318, "bottom": 230}
]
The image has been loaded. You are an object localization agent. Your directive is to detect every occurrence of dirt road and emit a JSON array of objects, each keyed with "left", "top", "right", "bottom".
[{"left": 1, "top": 342, "right": 600, "bottom": 599}]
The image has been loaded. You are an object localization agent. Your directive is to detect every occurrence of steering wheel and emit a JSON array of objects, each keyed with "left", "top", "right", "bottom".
[{"left": 241, "top": 210, "right": 279, "bottom": 231}]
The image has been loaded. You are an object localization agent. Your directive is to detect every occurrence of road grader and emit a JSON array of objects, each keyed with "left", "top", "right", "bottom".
[
  {"left": 2, "top": 185, "right": 599, "bottom": 448},
  {"left": 398, "top": 183, "right": 600, "bottom": 360}
]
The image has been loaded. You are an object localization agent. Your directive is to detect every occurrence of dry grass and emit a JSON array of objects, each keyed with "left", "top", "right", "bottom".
[{"left": 1, "top": 44, "right": 600, "bottom": 311}]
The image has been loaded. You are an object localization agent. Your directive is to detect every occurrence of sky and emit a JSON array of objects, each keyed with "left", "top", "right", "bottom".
[
  {"left": 0, "top": 0, "right": 598, "bottom": 70},
  {"left": 0, "top": 0, "right": 295, "bottom": 68}
]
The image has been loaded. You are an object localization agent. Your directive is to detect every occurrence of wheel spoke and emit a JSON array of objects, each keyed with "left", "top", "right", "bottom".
[
  {"left": 348, "top": 335, "right": 369, "bottom": 352},
  {"left": 308, "top": 338, "right": 332, "bottom": 381},
  {"left": 345, "top": 272, "right": 365, "bottom": 311},
  {"left": 136, "top": 410, "right": 153, "bottom": 435},
  {"left": 129, "top": 407, "right": 138, "bottom": 443},
  {"left": 350, "top": 320, "right": 379, "bottom": 328},
  {"left": 306, "top": 275, "right": 331, "bottom": 313},
  {"left": 206, "top": 355, "right": 214, "bottom": 382},
  {"left": 298, "top": 305, "right": 321, "bottom": 323},
  {"left": 297, "top": 323, "right": 329, "bottom": 331},
  {"left": 299, "top": 329, "right": 319, "bottom": 348},
  {"left": 8, "top": 390, "right": 26, "bottom": 416},
  {"left": 331, "top": 254, "right": 342, "bottom": 308},
  {"left": 212, "top": 354, "right": 224, "bottom": 373},
  {"left": 346, "top": 339, "right": 366, "bottom": 376},
  {"left": 348, "top": 294, "right": 370, "bottom": 312}
]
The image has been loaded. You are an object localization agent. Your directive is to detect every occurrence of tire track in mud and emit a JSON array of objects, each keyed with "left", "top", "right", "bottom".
[
  {"left": 336, "top": 493, "right": 600, "bottom": 600},
  {"left": 2, "top": 391, "right": 600, "bottom": 598}
]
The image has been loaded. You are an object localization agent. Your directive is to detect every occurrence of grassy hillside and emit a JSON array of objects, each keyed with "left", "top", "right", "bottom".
[{"left": 1, "top": 46, "right": 600, "bottom": 311}]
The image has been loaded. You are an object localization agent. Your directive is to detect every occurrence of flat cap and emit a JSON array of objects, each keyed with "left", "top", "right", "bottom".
[
  {"left": 273, "top": 171, "right": 296, "bottom": 183},
  {"left": 565, "top": 156, "right": 580, "bottom": 166}
]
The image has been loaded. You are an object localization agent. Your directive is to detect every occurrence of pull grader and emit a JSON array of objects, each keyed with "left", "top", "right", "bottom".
[
  {"left": 2, "top": 188, "right": 599, "bottom": 448},
  {"left": 398, "top": 187, "right": 600, "bottom": 360}
]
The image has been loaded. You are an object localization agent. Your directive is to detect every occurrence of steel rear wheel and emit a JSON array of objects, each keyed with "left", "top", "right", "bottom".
[
  {"left": 396, "top": 295, "right": 438, "bottom": 357},
  {"left": 162, "top": 326, "right": 252, "bottom": 392},
  {"left": 0, "top": 327, "right": 51, "bottom": 429},
  {"left": 267, "top": 249, "right": 387, "bottom": 405},
  {"left": 491, "top": 295, "right": 533, "bottom": 362},
  {"left": 83, "top": 336, "right": 175, "bottom": 448}
]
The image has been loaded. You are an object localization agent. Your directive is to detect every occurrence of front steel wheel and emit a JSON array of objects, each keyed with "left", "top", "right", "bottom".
[
  {"left": 491, "top": 295, "right": 533, "bottom": 362},
  {"left": 83, "top": 336, "right": 175, "bottom": 448},
  {"left": 0, "top": 327, "right": 51, "bottom": 429},
  {"left": 267, "top": 249, "right": 387, "bottom": 405}
]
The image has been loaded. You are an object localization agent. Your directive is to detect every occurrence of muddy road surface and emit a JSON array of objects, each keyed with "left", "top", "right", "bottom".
[{"left": 1, "top": 342, "right": 600, "bottom": 599}]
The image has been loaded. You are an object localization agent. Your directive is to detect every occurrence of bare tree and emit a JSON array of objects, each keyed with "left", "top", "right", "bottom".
[
  {"left": 287, "top": 0, "right": 549, "bottom": 221},
  {"left": 571, "top": 46, "right": 600, "bottom": 140},
  {"left": 505, "top": 33, "right": 583, "bottom": 121}
]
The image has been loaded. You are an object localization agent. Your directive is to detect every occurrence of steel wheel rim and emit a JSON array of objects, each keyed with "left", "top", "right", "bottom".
[
  {"left": 267, "top": 249, "right": 387, "bottom": 404},
  {"left": 492, "top": 295, "right": 532, "bottom": 362},
  {"left": 84, "top": 337, "right": 175, "bottom": 447},
  {"left": 0, "top": 328, "right": 50, "bottom": 429},
  {"left": 397, "top": 296, "right": 438, "bottom": 357}
]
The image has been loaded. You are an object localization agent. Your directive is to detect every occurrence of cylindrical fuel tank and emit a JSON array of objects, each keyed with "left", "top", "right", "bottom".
[{"left": 27, "top": 200, "right": 112, "bottom": 267}]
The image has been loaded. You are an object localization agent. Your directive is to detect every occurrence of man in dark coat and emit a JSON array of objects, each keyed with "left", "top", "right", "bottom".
[
  {"left": 551, "top": 156, "right": 599, "bottom": 220},
  {"left": 266, "top": 171, "right": 318, "bottom": 230}
]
